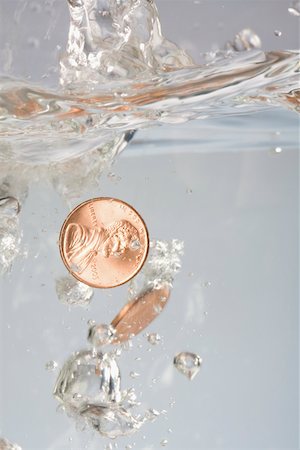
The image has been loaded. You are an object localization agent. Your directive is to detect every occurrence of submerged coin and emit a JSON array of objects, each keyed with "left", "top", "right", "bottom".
[
  {"left": 111, "top": 286, "right": 170, "bottom": 343},
  {"left": 59, "top": 198, "right": 149, "bottom": 288}
]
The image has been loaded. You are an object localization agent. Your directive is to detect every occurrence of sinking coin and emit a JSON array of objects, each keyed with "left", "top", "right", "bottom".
[
  {"left": 59, "top": 198, "right": 149, "bottom": 288},
  {"left": 111, "top": 286, "right": 170, "bottom": 343}
]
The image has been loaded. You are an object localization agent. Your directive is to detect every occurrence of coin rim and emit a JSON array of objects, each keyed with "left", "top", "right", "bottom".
[
  {"left": 111, "top": 286, "right": 170, "bottom": 343},
  {"left": 59, "top": 197, "right": 149, "bottom": 289}
]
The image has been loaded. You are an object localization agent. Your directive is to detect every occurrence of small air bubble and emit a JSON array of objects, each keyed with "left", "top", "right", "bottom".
[
  {"left": 161, "top": 439, "right": 168, "bottom": 447},
  {"left": 147, "top": 332, "right": 161, "bottom": 345},
  {"left": 274, "top": 30, "right": 282, "bottom": 37},
  {"left": 130, "top": 371, "right": 140, "bottom": 379},
  {"left": 45, "top": 360, "right": 58, "bottom": 371}
]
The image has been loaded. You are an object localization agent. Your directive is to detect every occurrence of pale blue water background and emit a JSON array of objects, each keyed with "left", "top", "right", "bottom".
[{"left": 0, "top": 1, "right": 299, "bottom": 449}]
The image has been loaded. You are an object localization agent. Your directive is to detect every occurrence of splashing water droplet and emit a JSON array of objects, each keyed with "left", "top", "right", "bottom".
[
  {"left": 45, "top": 360, "right": 58, "bottom": 372},
  {"left": 173, "top": 352, "right": 202, "bottom": 380},
  {"left": 230, "top": 29, "right": 261, "bottom": 51},
  {"left": 87, "top": 323, "right": 116, "bottom": 348},
  {"left": 147, "top": 333, "right": 161, "bottom": 345},
  {"left": 55, "top": 274, "right": 93, "bottom": 307},
  {"left": 288, "top": 0, "right": 300, "bottom": 16}
]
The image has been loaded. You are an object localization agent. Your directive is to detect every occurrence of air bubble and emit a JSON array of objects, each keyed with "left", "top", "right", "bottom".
[
  {"left": 173, "top": 352, "right": 202, "bottom": 380},
  {"left": 45, "top": 360, "right": 58, "bottom": 371},
  {"left": 147, "top": 333, "right": 161, "bottom": 345}
]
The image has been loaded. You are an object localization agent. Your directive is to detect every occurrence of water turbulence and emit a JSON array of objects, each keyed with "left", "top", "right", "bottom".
[
  {"left": 0, "top": 0, "right": 298, "bottom": 163},
  {"left": 53, "top": 239, "right": 184, "bottom": 438}
]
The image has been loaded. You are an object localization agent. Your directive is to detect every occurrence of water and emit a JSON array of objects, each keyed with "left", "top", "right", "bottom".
[
  {"left": 87, "top": 323, "right": 116, "bottom": 347},
  {"left": 147, "top": 332, "right": 161, "bottom": 345},
  {"left": 0, "top": 0, "right": 298, "bottom": 163},
  {"left": 1, "top": 1, "right": 298, "bottom": 448},
  {"left": 173, "top": 352, "right": 202, "bottom": 380},
  {"left": 53, "top": 348, "right": 162, "bottom": 438},
  {"left": 55, "top": 273, "right": 94, "bottom": 307},
  {"left": 0, "top": 196, "right": 22, "bottom": 275}
]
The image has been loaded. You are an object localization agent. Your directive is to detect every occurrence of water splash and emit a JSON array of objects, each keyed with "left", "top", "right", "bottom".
[
  {"left": 0, "top": 1, "right": 298, "bottom": 163},
  {"left": 61, "top": 0, "right": 194, "bottom": 88},
  {"left": 226, "top": 28, "right": 261, "bottom": 52},
  {"left": 0, "top": 195, "right": 22, "bottom": 275},
  {"left": 55, "top": 273, "right": 94, "bottom": 307},
  {"left": 53, "top": 349, "right": 159, "bottom": 438}
]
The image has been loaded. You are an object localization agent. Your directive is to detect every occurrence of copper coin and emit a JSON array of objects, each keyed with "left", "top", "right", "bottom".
[
  {"left": 111, "top": 286, "right": 170, "bottom": 343},
  {"left": 59, "top": 198, "right": 149, "bottom": 288}
]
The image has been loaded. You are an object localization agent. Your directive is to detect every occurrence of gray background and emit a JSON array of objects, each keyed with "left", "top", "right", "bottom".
[{"left": 0, "top": 1, "right": 299, "bottom": 449}]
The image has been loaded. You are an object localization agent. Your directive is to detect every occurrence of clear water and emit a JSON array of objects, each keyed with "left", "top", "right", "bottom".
[{"left": 0, "top": 0, "right": 299, "bottom": 449}]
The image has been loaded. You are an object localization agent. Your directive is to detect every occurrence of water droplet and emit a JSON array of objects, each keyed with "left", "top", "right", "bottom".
[
  {"left": 230, "top": 29, "right": 261, "bottom": 51},
  {"left": 130, "top": 371, "right": 140, "bottom": 379},
  {"left": 147, "top": 333, "right": 161, "bottom": 345},
  {"left": 274, "top": 30, "right": 282, "bottom": 37},
  {"left": 146, "top": 408, "right": 160, "bottom": 422},
  {"left": 288, "top": 0, "right": 300, "bottom": 16},
  {"left": 0, "top": 197, "right": 20, "bottom": 218},
  {"left": 173, "top": 352, "right": 202, "bottom": 380},
  {"left": 87, "top": 323, "right": 116, "bottom": 348},
  {"left": 274, "top": 146, "right": 282, "bottom": 154},
  {"left": 160, "top": 439, "right": 168, "bottom": 447},
  {"left": 55, "top": 275, "right": 93, "bottom": 307},
  {"left": 45, "top": 360, "right": 58, "bottom": 371}
]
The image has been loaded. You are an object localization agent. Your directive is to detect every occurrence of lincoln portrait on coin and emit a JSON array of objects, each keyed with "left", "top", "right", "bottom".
[{"left": 64, "top": 220, "right": 140, "bottom": 274}]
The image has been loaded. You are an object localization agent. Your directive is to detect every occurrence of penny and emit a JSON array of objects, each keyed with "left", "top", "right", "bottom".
[
  {"left": 59, "top": 198, "right": 149, "bottom": 288},
  {"left": 111, "top": 286, "right": 170, "bottom": 343}
]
